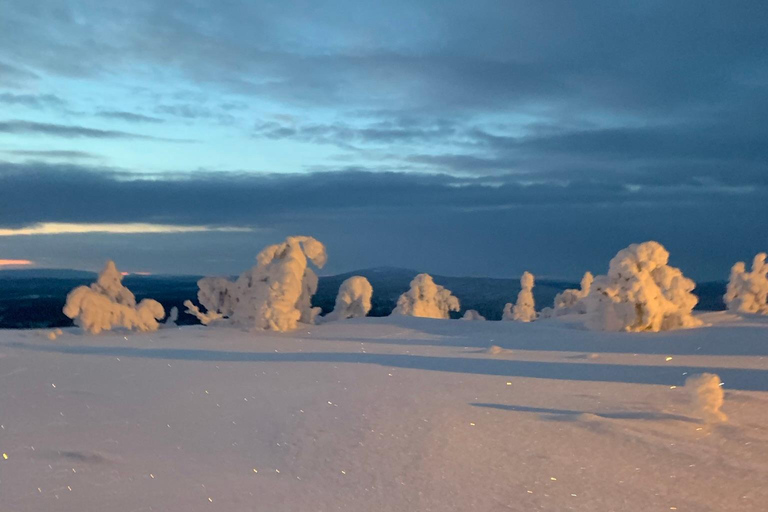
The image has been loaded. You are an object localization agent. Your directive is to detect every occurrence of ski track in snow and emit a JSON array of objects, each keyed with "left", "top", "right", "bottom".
[{"left": 1, "top": 312, "right": 767, "bottom": 511}]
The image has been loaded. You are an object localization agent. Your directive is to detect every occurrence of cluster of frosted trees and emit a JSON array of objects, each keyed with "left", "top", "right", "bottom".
[{"left": 62, "top": 237, "right": 767, "bottom": 335}]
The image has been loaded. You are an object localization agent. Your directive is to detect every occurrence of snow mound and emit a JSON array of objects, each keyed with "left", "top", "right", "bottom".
[
  {"left": 461, "top": 309, "right": 486, "bottom": 321},
  {"left": 184, "top": 236, "right": 327, "bottom": 332},
  {"left": 63, "top": 261, "right": 165, "bottom": 334},
  {"left": 540, "top": 271, "right": 593, "bottom": 318},
  {"left": 584, "top": 241, "right": 702, "bottom": 332},
  {"left": 685, "top": 373, "right": 727, "bottom": 423},
  {"left": 725, "top": 253, "right": 768, "bottom": 315},
  {"left": 392, "top": 273, "right": 460, "bottom": 319},
  {"left": 503, "top": 271, "right": 536, "bottom": 322},
  {"left": 324, "top": 276, "right": 373, "bottom": 321}
]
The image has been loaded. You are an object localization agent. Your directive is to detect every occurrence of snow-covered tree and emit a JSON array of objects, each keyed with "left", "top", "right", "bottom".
[
  {"left": 724, "top": 253, "right": 768, "bottom": 315},
  {"left": 184, "top": 236, "right": 327, "bottom": 332},
  {"left": 584, "top": 241, "right": 701, "bottom": 332},
  {"left": 540, "top": 271, "right": 593, "bottom": 318},
  {"left": 685, "top": 373, "right": 727, "bottom": 423},
  {"left": 324, "top": 276, "right": 373, "bottom": 321},
  {"left": 63, "top": 260, "right": 165, "bottom": 334},
  {"left": 503, "top": 271, "right": 536, "bottom": 322},
  {"left": 461, "top": 309, "right": 486, "bottom": 321},
  {"left": 392, "top": 273, "right": 460, "bottom": 319}
]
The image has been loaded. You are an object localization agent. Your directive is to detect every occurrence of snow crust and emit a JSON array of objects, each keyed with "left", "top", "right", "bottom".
[
  {"left": 324, "top": 276, "right": 373, "bottom": 321},
  {"left": 584, "top": 241, "right": 702, "bottom": 332},
  {"left": 392, "top": 273, "right": 460, "bottom": 319},
  {"left": 184, "top": 236, "right": 327, "bottom": 332},
  {"left": 62, "top": 260, "right": 165, "bottom": 334},
  {"left": 725, "top": 253, "right": 768, "bottom": 315}
]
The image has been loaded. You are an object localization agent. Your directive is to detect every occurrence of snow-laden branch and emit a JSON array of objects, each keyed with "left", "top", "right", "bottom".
[{"left": 540, "top": 271, "right": 593, "bottom": 318}]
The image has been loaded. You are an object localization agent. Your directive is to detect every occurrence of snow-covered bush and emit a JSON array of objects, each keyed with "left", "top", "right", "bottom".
[
  {"left": 324, "top": 276, "right": 373, "bottom": 321},
  {"left": 63, "top": 260, "right": 165, "bottom": 334},
  {"left": 184, "top": 236, "right": 327, "bottom": 332},
  {"left": 540, "top": 272, "right": 593, "bottom": 318},
  {"left": 461, "top": 309, "right": 486, "bottom": 321},
  {"left": 584, "top": 241, "right": 701, "bottom": 332},
  {"left": 685, "top": 373, "right": 727, "bottom": 423},
  {"left": 502, "top": 271, "right": 536, "bottom": 322},
  {"left": 724, "top": 253, "right": 768, "bottom": 315},
  {"left": 392, "top": 273, "right": 460, "bottom": 319}
]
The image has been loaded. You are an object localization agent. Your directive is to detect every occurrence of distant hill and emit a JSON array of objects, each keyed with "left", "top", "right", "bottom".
[
  {"left": 0, "top": 268, "right": 97, "bottom": 280},
  {"left": 0, "top": 267, "right": 728, "bottom": 329}
]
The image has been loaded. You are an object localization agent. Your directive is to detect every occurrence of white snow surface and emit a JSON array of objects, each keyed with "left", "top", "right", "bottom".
[
  {"left": 725, "top": 253, "right": 768, "bottom": 315},
  {"left": 2, "top": 312, "right": 768, "bottom": 511}
]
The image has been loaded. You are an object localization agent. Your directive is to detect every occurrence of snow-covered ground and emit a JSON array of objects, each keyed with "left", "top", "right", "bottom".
[{"left": 1, "top": 313, "right": 767, "bottom": 511}]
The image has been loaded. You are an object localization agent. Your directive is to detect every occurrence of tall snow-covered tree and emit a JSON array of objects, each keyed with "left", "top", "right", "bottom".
[
  {"left": 584, "top": 241, "right": 701, "bottom": 332},
  {"left": 724, "top": 253, "right": 768, "bottom": 315},
  {"left": 503, "top": 271, "right": 536, "bottom": 322},
  {"left": 392, "top": 273, "right": 460, "bottom": 319},
  {"left": 184, "top": 236, "right": 327, "bottom": 332}
]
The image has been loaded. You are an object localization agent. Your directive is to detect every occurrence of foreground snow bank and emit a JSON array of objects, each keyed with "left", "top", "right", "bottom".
[
  {"left": 392, "top": 273, "right": 460, "bottom": 319},
  {"left": 185, "top": 236, "right": 327, "bottom": 332},
  {"left": 63, "top": 260, "right": 165, "bottom": 334},
  {"left": 725, "top": 253, "right": 768, "bottom": 315},
  {"left": 584, "top": 241, "right": 702, "bottom": 332},
  {"left": 2, "top": 315, "right": 767, "bottom": 512}
]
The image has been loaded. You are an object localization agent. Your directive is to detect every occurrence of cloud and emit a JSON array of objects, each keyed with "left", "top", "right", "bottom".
[
  {"left": 0, "top": 120, "right": 192, "bottom": 142},
  {"left": 96, "top": 111, "right": 164, "bottom": 123},
  {"left": 0, "top": 259, "right": 34, "bottom": 267},
  {"left": 0, "top": 93, "right": 66, "bottom": 109},
  {"left": 3, "top": 149, "right": 100, "bottom": 160},
  {"left": 0, "top": 222, "right": 254, "bottom": 236}
]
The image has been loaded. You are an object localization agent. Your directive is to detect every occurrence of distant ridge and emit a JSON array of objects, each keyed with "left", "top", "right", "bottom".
[{"left": 0, "top": 268, "right": 98, "bottom": 280}]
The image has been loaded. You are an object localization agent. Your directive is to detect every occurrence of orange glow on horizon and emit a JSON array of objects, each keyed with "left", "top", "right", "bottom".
[{"left": 0, "top": 259, "right": 34, "bottom": 267}]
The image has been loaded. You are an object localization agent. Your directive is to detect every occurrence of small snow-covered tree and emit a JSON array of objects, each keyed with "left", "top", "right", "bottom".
[
  {"left": 540, "top": 271, "right": 593, "bottom": 318},
  {"left": 392, "top": 273, "right": 460, "bottom": 319},
  {"left": 63, "top": 260, "right": 165, "bottom": 334},
  {"left": 503, "top": 271, "right": 536, "bottom": 322},
  {"left": 584, "top": 241, "right": 701, "bottom": 332},
  {"left": 324, "top": 276, "right": 373, "bottom": 321},
  {"left": 685, "top": 373, "right": 727, "bottom": 423},
  {"left": 184, "top": 236, "right": 327, "bottom": 332},
  {"left": 461, "top": 309, "right": 486, "bottom": 321},
  {"left": 724, "top": 253, "right": 768, "bottom": 315}
]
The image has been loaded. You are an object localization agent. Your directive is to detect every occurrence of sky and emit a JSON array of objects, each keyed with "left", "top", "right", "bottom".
[{"left": 0, "top": 0, "right": 766, "bottom": 279}]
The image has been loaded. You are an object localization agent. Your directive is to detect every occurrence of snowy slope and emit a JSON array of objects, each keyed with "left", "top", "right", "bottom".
[{"left": 1, "top": 314, "right": 767, "bottom": 511}]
